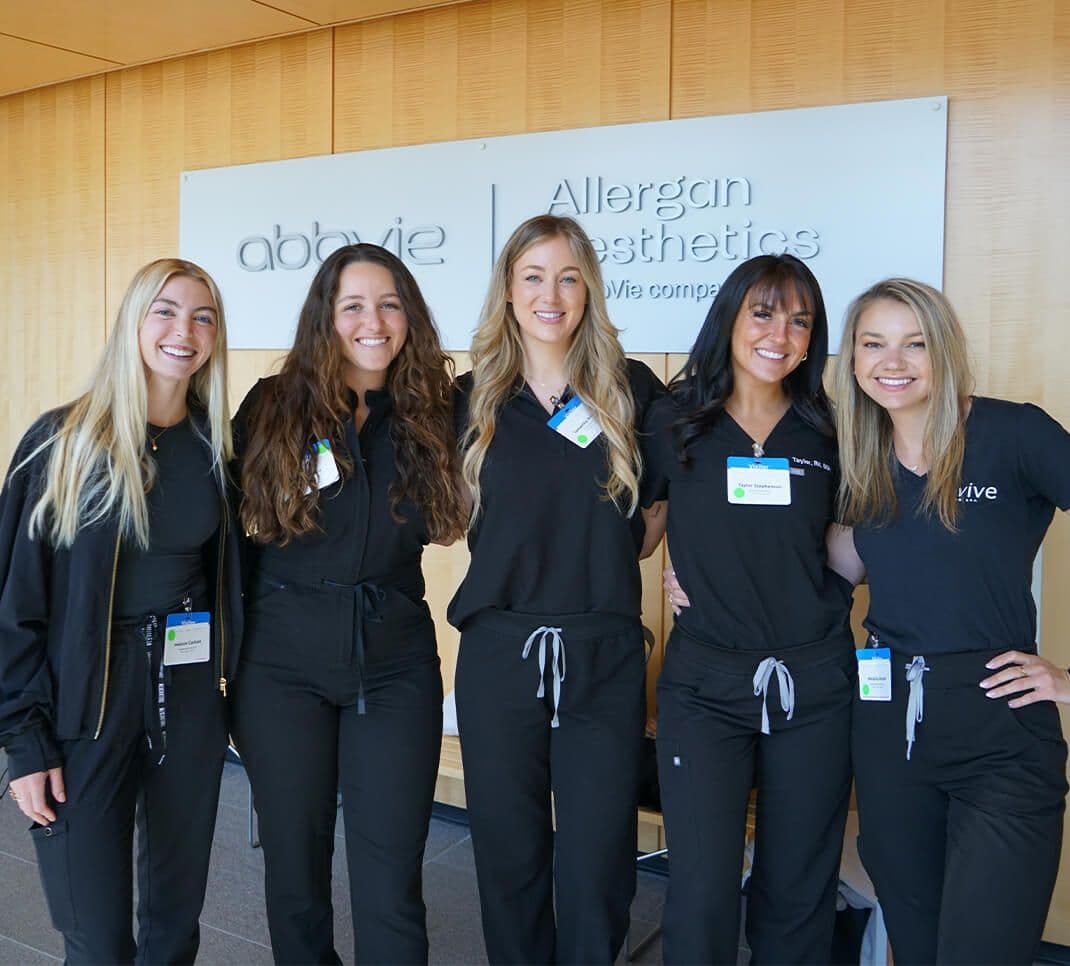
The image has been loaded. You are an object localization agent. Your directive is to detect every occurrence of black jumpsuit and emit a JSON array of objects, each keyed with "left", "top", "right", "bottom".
[
  {"left": 448, "top": 359, "right": 664, "bottom": 965},
  {"left": 852, "top": 397, "right": 1070, "bottom": 965},
  {"left": 231, "top": 379, "right": 443, "bottom": 964},
  {"left": 642, "top": 396, "right": 855, "bottom": 965}
]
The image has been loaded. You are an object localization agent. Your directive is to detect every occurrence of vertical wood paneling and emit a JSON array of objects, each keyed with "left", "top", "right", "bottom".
[
  {"left": 104, "top": 30, "right": 333, "bottom": 328},
  {"left": 0, "top": 77, "right": 105, "bottom": 465},
  {"left": 333, "top": 0, "right": 672, "bottom": 152}
]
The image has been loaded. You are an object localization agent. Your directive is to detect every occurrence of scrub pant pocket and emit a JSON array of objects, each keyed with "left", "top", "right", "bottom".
[{"left": 31, "top": 821, "right": 77, "bottom": 932}]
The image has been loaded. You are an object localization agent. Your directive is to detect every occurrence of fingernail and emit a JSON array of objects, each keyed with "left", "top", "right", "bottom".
[{"left": 985, "top": 661, "right": 995, "bottom": 668}]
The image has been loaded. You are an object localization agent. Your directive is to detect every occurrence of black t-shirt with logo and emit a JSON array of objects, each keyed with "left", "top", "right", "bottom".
[
  {"left": 447, "top": 359, "right": 664, "bottom": 630},
  {"left": 642, "top": 394, "right": 851, "bottom": 650},
  {"left": 854, "top": 397, "right": 1070, "bottom": 655}
]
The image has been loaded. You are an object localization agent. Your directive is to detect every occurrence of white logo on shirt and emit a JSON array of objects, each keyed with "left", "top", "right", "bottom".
[{"left": 958, "top": 482, "right": 998, "bottom": 503}]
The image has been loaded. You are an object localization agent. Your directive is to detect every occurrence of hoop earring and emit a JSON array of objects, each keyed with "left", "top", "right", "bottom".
[{"left": 802, "top": 352, "right": 808, "bottom": 361}]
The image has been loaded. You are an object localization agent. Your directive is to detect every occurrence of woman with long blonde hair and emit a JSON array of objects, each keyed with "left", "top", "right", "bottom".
[
  {"left": 448, "top": 214, "right": 666, "bottom": 964},
  {"left": 230, "top": 243, "right": 466, "bottom": 964},
  {"left": 829, "top": 278, "right": 1070, "bottom": 965},
  {"left": 0, "top": 258, "right": 243, "bottom": 963}
]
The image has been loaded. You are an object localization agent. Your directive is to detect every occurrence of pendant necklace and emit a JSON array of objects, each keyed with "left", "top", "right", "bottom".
[{"left": 148, "top": 425, "right": 169, "bottom": 452}]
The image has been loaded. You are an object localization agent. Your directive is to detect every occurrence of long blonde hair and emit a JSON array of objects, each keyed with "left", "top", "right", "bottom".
[
  {"left": 834, "top": 277, "right": 973, "bottom": 530},
  {"left": 23, "top": 258, "right": 231, "bottom": 549},
  {"left": 461, "top": 215, "right": 640, "bottom": 522}
]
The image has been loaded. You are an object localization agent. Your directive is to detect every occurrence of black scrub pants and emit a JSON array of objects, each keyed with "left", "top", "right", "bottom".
[
  {"left": 231, "top": 589, "right": 443, "bottom": 965},
  {"left": 455, "top": 610, "right": 645, "bottom": 965},
  {"left": 853, "top": 646, "right": 1068, "bottom": 966},
  {"left": 655, "top": 627, "right": 854, "bottom": 966},
  {"left": 31, "top": 617, "right": 227, "bottom": 965}
]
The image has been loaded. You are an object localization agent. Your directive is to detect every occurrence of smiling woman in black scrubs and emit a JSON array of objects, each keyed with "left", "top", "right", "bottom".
[
  {"left": 0, "top": 258, "right": 240, "bottom": 964},
  {"left": 649, "top": 254, "right": 855, "bottom": 965},
  {"left": 449, "top": 214, "right": 665, "bottom": 965},
  {"left": 829, "top": 277, "right": 1070, "bottom": 966},
  {"left": 230, "top": 244, "right": 467, "bottom": 965}
]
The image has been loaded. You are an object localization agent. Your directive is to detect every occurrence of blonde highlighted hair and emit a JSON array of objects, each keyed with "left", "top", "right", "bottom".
[
  {"left": 834, "top": 277, "right": 973, "bottom": 530},
  {"left": 23, "top": 258, "right": 231, "bottom": 549},
  {"left": 461, "top": 215, "right": 641, "bottom": 521}
]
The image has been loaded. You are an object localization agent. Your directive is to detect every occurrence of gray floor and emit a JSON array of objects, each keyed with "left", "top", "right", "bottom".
[{"left": 0, "top": 755, "right": 675, "bottom": 964}]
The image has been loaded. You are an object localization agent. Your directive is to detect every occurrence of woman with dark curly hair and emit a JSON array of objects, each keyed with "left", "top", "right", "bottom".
[{"left": 230, "top": 243, "right": 467, "bottom": 964}]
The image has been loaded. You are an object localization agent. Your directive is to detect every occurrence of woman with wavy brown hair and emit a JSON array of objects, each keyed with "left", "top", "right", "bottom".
[
  {"left": 230, "top": 243, "right": 466, "bottom": 965},
  {"left": 448, "top": 214, "right": 666, "bottom": 964}
]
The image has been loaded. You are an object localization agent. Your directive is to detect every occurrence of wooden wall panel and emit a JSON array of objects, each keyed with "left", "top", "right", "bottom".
[
  {"left": 333, "top": 0, "right": 671, "bottom": 152},
  {"left": 0, "top": 77, "right": 105, "bottom": 465},
  {"left": 104, "top": 30, "right": 334, "bottom": 333}
]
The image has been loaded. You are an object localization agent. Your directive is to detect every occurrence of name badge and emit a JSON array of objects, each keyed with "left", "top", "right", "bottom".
[
  {"left": 305, "top": 438, "right": 341, "bottom": 494},
  {"left": 726, "top": 456, "right": 791, "bottom": 505},
  {"left": 547, "top": 396, "right": 603, "bottom": 449},
  {"left": 164, "top": 612, "right": 211, "bottom": 666},
  {"left": 856, "top": 647, "right": 892, "bottom": 701}
]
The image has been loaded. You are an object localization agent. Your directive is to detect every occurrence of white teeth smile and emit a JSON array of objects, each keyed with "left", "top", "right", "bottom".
[
  {"left": 358, "top": 338, "right": 388, "bottom": 346},
  {"left": 878, "top": 377, "right": 913, "bottom": 386},
  {"left": 535, "top": 312, "right": 564, "bottom": 322},
  {"left": 160, "top": 346, "right": 194, "bottom": 359},
  {"left": 755, "top": 348, "right": 787, "bottom": 360}
]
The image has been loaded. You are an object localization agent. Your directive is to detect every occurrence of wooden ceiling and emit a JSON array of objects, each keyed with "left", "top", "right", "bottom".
[{"left": 0, "top": 0, "right": 461, "bottom": 97}]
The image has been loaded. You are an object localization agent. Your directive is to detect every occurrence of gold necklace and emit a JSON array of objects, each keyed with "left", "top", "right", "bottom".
[{"left": 148, "top": 423, "right": 172, "bottom": 452}]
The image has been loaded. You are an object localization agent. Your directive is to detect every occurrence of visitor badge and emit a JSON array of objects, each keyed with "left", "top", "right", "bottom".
[
  {"left": 163, "top": 612, "right": 211, "bottom": 665},
  {"left": 856, "top": 647, "right": 892, "bottom": 701},
  {"left": 726, "top": 456, "right": 791, "bottom": 505},
  {"left": 305, "top": 438, "right": 341, "bottom": 493},
  {"left": 548, "top": 396, "right": 603, "bottom": 449}
]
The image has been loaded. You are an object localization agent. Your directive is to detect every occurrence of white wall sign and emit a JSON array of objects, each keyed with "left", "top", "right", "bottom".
[{"left": 180, "top": 96, "right": 947, "bottom": 353}]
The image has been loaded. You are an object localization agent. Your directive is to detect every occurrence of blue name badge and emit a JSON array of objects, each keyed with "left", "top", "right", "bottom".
[
  {"left": 547, "top": 395, "right": 603, "bottom": 449},
  {"left": 856, "top": 647, "right": 892, "bottom": 701},
  {"left": 726, "top": 456, "right": 791, "bottom": 505},
  {"left": 164, "top": 611, "right": 211, "bottom": 666}
]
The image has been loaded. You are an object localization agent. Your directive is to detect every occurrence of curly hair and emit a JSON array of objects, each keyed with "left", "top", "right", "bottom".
[{"left": 240, "top": 244, "right": 466, "bottom": 545}]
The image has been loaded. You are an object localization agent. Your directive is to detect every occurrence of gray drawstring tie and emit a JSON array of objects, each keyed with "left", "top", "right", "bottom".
[
  {"left": 753, "top": 657, "right": 795, "bottom": 735},
  {"left": 905, "top": 655, "right": 929, "bottom": 760},
  {"left": 522, "top": 626, "right": 567, "bottom": 728}
]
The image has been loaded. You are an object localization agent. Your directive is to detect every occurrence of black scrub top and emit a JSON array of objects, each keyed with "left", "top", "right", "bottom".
[
  {"left": 115, "top": 417, "right": 219, "bottom": 619},
  {"left": 854, "top": 397, "right": 1070, "bottom": 655},
  {"left": 447, "top": 359, "right": 664, "bottom": 629},
  {"left": 642, "top": 394, "right": 850, "bottom": 650},
  {"left": 235, "top": 377, "right": 433, "bottom": 660}
]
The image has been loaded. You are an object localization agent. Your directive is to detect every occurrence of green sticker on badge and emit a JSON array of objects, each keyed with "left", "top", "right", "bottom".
[
  {"left": 862, "top": 683, "right": 870, "bottom": 695},
  {"left": 168, "top": 629, "right": 176, "bottom": 642},
  {"left": 577, "top": 434, "right": 588, "bottom": 444},
  {"left": 734, "top": 487, "right": 745, "bottom": 499}
]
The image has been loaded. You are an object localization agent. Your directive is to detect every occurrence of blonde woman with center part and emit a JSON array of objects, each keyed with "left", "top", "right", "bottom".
[
  {"left": 448, "top": 214, "right": 666, "bottom": 964},
  {"left": 828, "top": 278, "right": 1070, "bottom": 965},
  {"left": 0, "top": 259, "right": 242, "bottom": 964}
]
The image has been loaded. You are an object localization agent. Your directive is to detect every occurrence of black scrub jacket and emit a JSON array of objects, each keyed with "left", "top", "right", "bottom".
[
  {"left": 447, "top": 359, "right": 665, "bottom": 630},
  {"left": 855, "top": 396, "right": 1070, "bottom": 655},
  {"left": 235, "top": 378, "right": 435, "bottom": 671},
  {"left": 642, "top": 396, "right": 851, "bottom": 650}
]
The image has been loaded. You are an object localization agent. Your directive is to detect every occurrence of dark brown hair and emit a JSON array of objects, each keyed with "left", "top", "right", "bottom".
[{"left": 240, "top": 244, "right": 466, "bottom": 544}]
